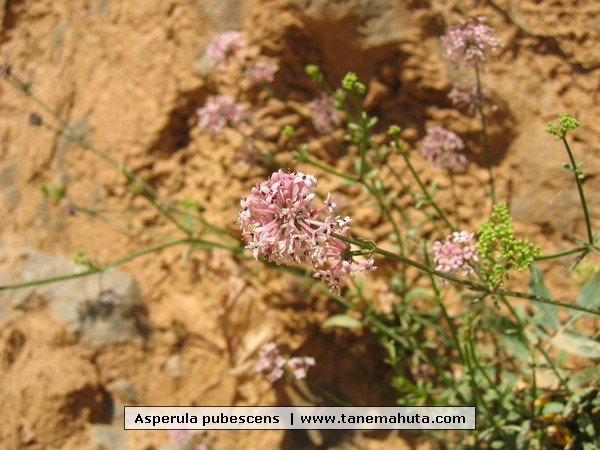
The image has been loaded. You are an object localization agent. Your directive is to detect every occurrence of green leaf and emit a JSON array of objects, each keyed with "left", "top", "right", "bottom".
[
  {"left": 490, "top": 440, "right": 506, "bottom": 449},
  {"left": 500, "top": 334, "right": 530, "bottom": 361},
  {"left": 384, "top": 192, "right": 398, "bottom": 202},
  {"left": 563, "top": 386, "right": 597, "bottom": 417},
  {"left": 550, "top": 330, "right": 600, "bottom": 358},
  {"left": 387, "top": 124, "right": 401, "bottom": 135},
  {"left": 483, "top": 389, "right": 500, "bottom": 402},
  {"left": 404, "top": 288, "right": 434, "bottom": 303},
  {"left": 542, "top": 402, "right": 564, "bottom": 415},
  {"left": 577, "top": 270, "right": 600, "bottom": 309},
  {"left": 364, "top": 168, "right": 380, "bottom": 179},
  {"left": 567, "top": 370, "right": 594, "bottom": 391},
  {"left": 524, "top": 328, "right": 539, "bottom": 345},
  {"left": 529, "top": 264, "right": 560, "bottom": 329},
  {"left": 570, "top": 249, "right": 590, "bottom": 271},
  {"left": 506, "top": 410, "right": 521, "bottom": 422},
  {"left": 322, "top": 314, "right": 363, "bottom": 329}
]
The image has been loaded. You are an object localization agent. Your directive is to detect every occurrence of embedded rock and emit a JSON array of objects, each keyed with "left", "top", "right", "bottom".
[{"left": 7, "top": 250, "right": 147, "bottom": 347}]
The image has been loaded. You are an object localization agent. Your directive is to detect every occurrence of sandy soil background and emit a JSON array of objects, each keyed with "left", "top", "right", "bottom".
[{"left": 0, "top": 0, "right": 599, "bottom": 449}]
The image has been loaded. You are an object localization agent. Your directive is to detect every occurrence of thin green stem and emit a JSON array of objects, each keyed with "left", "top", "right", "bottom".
[
  {"left": 423, "top": 247, "right": 482, "bottom": 408},
  {"left": 7, "top": 75, "right": 70, "bottom": 128},
  {"left": 536, "top": 341, "right": 572, "bottom": 396},
  {"left": 0, "top": 237, "right": 243, "bottom": 291},
  {"left": 0, "top": 238, "right": 185, "bottom": 291},
  {"left": 383, "top": 165, "right": 413, "bottom": 226},
  {"left": 330, "top": 232, "right": 600, "bottom": 316},
  {"left": 0, "top": 268, "right": 104, "bottom": 291},
  {"left": 498, "top": 295, "right": 571, "bottom": 396},
  {"left": 395, "top": 143, "right": 454, "bottom": 231},
  {"left": 534, "top": 246, "right": 588, "bottom": 261},
  {"left": 463, "top": 311, "right": 503, "bottom": 431},
  {"left": 305, "top": 378, "right": 353, "bottom": 407},
  {"left": 475, "top": 65, "right": 496, "bottom": 204},
  {"left": 6, "top": 72, "right": 195, "bottom": 236},
  {"left": 493, "top": 286, "right": 598, "bottom": 316},
  {"left": 301, "top": 155, "right": 359, "bottom": 183},
  {"left": 423, "top": 246, "right": 466, "bottom": 364},
  {"left": 302, "top": 147, "right": 405, "bottom": 254},
  {"left": 562, "top": 136, "right": 594, "bottom": 245},
  {"left": 449, "top": 170, "right": 461, "bottom": 226},
  {"left": 469, "top": 233, "right": 574, "bottom": 398},
  {"left": 385, "top": 163, "right": 445, "bottom": 237},
  {"left": 76, "top": 204, "right": 179, "bottom": 240},
  {"left": 144, "top": 193, "right": 193, "bottom": 237},
  {"left": 363, "top": 181, "right": 404, "bottom": 254},
  {"left": 312, "top": 278, "right": 463, "bottom": 402},
  {"left": 354, "top": 102, "right": 370, "bottom": 180}
]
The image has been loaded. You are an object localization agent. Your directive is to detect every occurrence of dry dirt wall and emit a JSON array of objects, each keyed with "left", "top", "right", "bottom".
[{"left": 0, "top": 0, "right": 599, "bottom": 449}]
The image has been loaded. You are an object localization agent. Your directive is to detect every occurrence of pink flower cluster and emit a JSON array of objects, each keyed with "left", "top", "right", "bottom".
[
  {"left": 449, "top": 84, "right": 496, "bottom": 118},
  {"left": 197, "top": 95, "right": 243, "bottom": 134},
  {"left": 244, "top": 60, "right": 279, "bottom": 85},
  {"left": 238, "top": 171, "right": 376, "bottom": 294},
  {"left": 312, "top": 218, "right": 376, "bottom": 292},
  {"left": 256, "top": 342, "right": 315, "bottom": 382},
  {"left": 441, "top": 17, "right": 502, "bottom": 68},
  {"left": 432, "top": 231, "right": 478, "bottom": 277},
  {"left": 255, "top": 343, "right": 287, "bottom": 382},
  {"left": 448, "top": 84, "right": 480, "bottom": 116},
  {"left": 310, "top": 93, "right": 341, "bottom": 134},
  {"left": 421, "top": 126, "right": 468, "bottom": 172},
  {"left": 168, "top": 430, "right": 190, "bottom": 446},
  {"left": 168, "top": 430, "right": 209, "bottom": 450},
  {"left": 207, "top": 30, "right": 247, "bottom": 70},
  {"left": 286, "top": 356, "right": 316, "bottom": 380}
]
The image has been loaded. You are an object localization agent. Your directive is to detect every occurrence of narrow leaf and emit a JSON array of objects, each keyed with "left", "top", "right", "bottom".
[
  {"left": 322, "top": 314, "right": 363, "bottom": 329},
  {"left": 529, "top": 264, "right": 560, "bottom": 329},
  {"left": 549, "top": 330, "right": 600, "bottom": 358},
  {"left": 404, "top": 288, "right": 434, "bottom": 303},
  {"left": 577, "top": 270, "right": 600, "bottom": 309}
]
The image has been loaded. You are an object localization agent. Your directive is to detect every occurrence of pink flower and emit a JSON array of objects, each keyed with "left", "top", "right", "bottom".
[
  {"left": 168, "top": 430, "right": 190, "bottom": 446},
  {"left": 238, "top": 171, "right": 376, "bottom": 293},
  {"left": 432, "top": 231, "right": 479, "bottom": 278},
  {"left": 286, "top": 356, "right": 316, "bottom": 380},
  {"left": 256, "top": 342, "right": 287, "bottom": 382},
  {"left": 420, "top": 126, "right": 468, "bottom": 172},
  {"left": 244, "top": 60, "right": 279, "bottom": 85},
  {"left": 441, "top": 17, "right": 502, "bottom": 68},
  {"left": 313, "top": 217, "right": 377, "bottom": 294},
  {"left": 449, "top": 83, "right": 493, "bottom": 117},
  {"left": 238, "top": 170, "right": 328, "bottom": 266},
  {"left": 197, "top": 95, "right": 243, "bottom": 134},
  {"left": 256, "top": 343, "right": 316, "bottom": 382},
  {"left": 206, "top": 31, "right": 247, "bottom": 70},
  {"left": 310, "top": 93, "right": 341, "bottom": 134},
  {"left": 449, "top": 84, "right": 479, "bottom": 116}
]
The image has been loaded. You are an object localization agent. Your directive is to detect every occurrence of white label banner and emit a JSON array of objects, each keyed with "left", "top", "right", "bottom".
[{"left": 125, "top": 406, "right": 475, "bottom": 430}]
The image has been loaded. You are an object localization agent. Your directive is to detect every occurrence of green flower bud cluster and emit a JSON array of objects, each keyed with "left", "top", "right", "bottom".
[
  {"left": 545, "top": 113, "right": 580, "bottom": 139},
  {"left": 475, "top": 203, "right": 540, "bottom": 287},
  {"left": 387, "top": 124, "right": 401, "bottom": 136},
  {"left": 342, "top": 72, "right": 366, "bottom": 95},
  {"left": 72, "top": 248, "right": 97, "bottom": 270},
  {"left": 305, "top": 64, "right": 324, "bottom": 83},
  {"left": 281, "top": 124, "right": 295, "bottom": 137}
]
